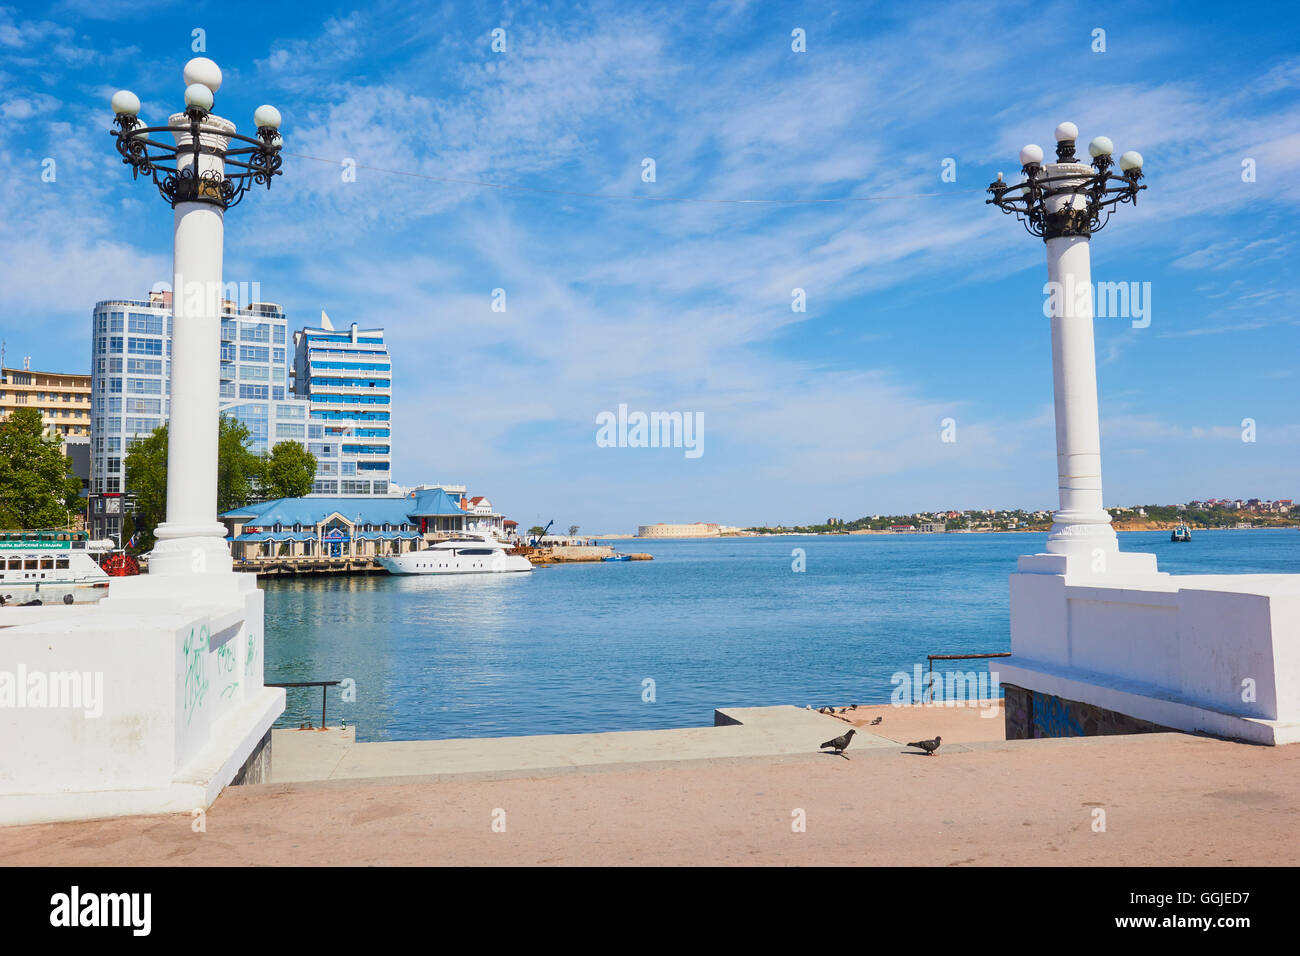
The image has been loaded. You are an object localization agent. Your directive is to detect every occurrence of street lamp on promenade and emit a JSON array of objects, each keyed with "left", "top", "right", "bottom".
[
  {"left": 109, "top": 57, "right": 283, "bottom": 575},
  {"left": 987, "top": 122, "right": 1151, "bottom": 574}
]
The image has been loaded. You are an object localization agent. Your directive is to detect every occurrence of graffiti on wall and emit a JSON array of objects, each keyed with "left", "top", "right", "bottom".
[
  {"left": 1032, "top": 690, "right": 1084, "bottom": 737},
  {"left": 183, "top": 624, "right": 210, "bottom": 726}
]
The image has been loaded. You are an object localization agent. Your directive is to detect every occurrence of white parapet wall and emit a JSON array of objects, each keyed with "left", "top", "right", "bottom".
[
  {"left": 1005, "top": 561, "right": 1300, "bottom": 745},
  {"left": 0, "top": 572, "right": 284, "bottom": 825}
]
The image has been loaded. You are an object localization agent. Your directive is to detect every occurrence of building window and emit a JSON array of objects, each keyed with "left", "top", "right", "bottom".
[
  {"left": 128, "top": 313, "right": 164, "bottom": 335},
  {"left": 127, "top": 337, "right": 162, "bottom": 355}
]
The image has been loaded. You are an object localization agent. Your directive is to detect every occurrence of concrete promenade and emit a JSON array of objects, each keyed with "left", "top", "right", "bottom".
[
  {"left": 2, "top": 703, "right": 1295, "bottom": 866},
  {"left": 269, "top": 705, "right": 908, "bottom": 783}
]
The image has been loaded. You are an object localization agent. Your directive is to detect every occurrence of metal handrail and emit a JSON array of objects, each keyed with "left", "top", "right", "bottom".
[
  {"left": 266, "top": 680, "right": 341, "bottom": 728},
  {"left": 925, "top": 652, "right": 1011, "bottom": 703}
]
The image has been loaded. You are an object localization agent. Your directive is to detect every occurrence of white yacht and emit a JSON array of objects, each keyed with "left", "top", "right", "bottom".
[
  {"left": 376, "top": 531, "right": 533, "bottom": 576},
  {"left": 0, "top": 531, "right": 113, "bottom": 606}
]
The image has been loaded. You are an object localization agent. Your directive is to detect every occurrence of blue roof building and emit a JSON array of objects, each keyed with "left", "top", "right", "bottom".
[{"left": 220, "top": 488, "right": 469, "bottom": 560}]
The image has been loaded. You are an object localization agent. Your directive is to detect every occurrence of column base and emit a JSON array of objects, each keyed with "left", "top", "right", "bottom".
[
  {"left": 148, "top": 524, "right": 233, "bottom": 575},
  {"left": 1018, "top": 548, "right": 1163, "bottom": 579}
]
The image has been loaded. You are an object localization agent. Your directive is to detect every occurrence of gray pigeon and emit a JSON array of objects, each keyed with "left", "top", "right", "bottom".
[
  {"left": 907, "top": 735, "right": 941, "bottom": 755},
  {"left": 820, "top": 728, "right": 856, "bottom": 755},
  {"left": 870, "top": 716, "right": 882, "bottom": 726}
]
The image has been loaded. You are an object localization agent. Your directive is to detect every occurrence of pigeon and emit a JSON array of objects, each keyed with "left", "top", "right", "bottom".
[
  {"left": 850, "top": 704, "right": 858, "bottom": 711},
  {"left": 870, "top": 716, "right": 882, "bottom": 726},
  {"left": 838, "top": 707, "right": 848, "bottom": 714},
  {"left": 820, "top": 728, "right": 856, "bottom": 755},
  {"left": 907, "top": 735, "right": 942, "bottom": 755}
]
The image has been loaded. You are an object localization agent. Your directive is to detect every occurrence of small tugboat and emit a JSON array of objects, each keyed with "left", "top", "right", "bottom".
[
  {"left": 601, "top": 552, "right": 631, "bottom": 562},
  {"left": 1171, "top": 524, "right": 1192, "bottom": 543},
  {"left": 0, "top": 530, "right": 113, "bottom": 606}
]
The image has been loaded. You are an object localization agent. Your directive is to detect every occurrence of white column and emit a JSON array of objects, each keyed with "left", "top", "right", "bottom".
[
  {"left": 149, "top": 113, "right": 236, "bottom": 575},
  {"left": 1022, "top": 158, "right": 1158, "bottom": 578},
  {"left": 1043, "top": 217, "right": 1117, "bottom": 560}
]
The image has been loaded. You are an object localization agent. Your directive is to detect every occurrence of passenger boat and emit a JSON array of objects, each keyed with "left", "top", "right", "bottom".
[
  {"left": 376, "top": 531, "right": 533, "bottom": 575},
  {"left": 601, "top": 553, "right": 631, "bottom": 561},
  {"left": 0, "top": 530, "right": 113, "bottom": 606},
  {"left": 1171, "top": 524, "right": 1192, "bottom": 542}
]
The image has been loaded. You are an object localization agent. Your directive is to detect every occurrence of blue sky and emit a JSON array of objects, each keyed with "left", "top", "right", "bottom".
[{"left": 2, "top": 0, "right": 1297, "bottom": 532}]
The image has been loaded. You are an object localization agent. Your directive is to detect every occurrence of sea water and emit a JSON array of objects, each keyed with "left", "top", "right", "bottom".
[{"left": 263, "top": 529, "right": 1298, "bottom": 740}]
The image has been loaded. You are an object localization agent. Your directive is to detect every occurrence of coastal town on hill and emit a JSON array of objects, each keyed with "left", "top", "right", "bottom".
[{"left": 629, "top": 498, "right": 1298, "bottom": 537}]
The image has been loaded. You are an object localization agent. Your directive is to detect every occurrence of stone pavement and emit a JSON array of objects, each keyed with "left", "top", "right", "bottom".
[{"left": 2, "top": 702, "right": 1295, "bottom": 866}]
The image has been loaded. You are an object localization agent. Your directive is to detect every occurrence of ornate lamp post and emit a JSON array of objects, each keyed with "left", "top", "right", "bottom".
[
  {"left": 109, "top": 57, "right": 283, "bottom": 575},
  {"left": 987, "top": 122, "right": 1151, "bottom": 574}
]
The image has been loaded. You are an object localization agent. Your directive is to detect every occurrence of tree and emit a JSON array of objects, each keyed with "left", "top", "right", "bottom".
[
  {"left": 259, "top": 440, "right": 317, "bottom": 500},
  {"left": 125, "top": 416, "right": 263, "bottom": 548},
  {"left": 217, "top": 416, "right": 261, "bottom": 515},
  {"left": 527, "top": 525, "right": 547, "bottom": 538},
  {"left": 568, "top": 524, "right": 579, "bottom": 537},
  {"left": 0, "top": 408, "right": 82, "bottom": 529},
  {"left": 124, "top": 426, "right": 169, "bottom": 550}
]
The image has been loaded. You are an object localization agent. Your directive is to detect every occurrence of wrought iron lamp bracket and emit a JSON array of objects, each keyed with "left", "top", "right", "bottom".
[{"left": 110, "top": 110, "right": 282, "bottom": 210}]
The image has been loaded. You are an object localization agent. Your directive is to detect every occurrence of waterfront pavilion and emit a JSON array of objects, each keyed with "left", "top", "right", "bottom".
[{"left": 221, "top": 487, "right": 467, "bottom": 559}]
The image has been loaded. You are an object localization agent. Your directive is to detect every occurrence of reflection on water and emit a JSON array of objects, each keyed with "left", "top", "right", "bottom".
[{"left": 262, "top": 530, "right": 1299, "bottom": 741}]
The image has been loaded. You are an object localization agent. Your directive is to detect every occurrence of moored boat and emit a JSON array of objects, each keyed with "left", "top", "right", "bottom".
[
  {"left": 376, "top": 531, "right": 533, "bottom": 575},
  {"left": 0, "top": 530, "right": 113, "bottom": 606},
  {"left": 1171, "top": 524, "right": 1192, "bottom": 542}
]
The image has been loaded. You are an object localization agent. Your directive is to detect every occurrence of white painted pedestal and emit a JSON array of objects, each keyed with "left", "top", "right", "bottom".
[
  {"left": 0, "top": 572, "right": 284, "bottom": 825},
  {"left": 1005, "top": 560, "right": 1300, "bottom": 745}
]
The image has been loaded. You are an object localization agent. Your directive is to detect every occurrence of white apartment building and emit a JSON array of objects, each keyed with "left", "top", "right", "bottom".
[{"left": 292, "top": 313, "right": 392, "bottom": 496}]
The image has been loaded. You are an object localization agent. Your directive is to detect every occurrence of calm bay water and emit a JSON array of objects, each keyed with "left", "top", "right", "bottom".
[{"left": 263, "top": 529, "right": 1299, "bottom": 741}]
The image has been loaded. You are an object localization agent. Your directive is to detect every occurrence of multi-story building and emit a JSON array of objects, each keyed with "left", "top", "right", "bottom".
[
  {"left": 88, "top": 291, "right": 312, "bottom": 541},
  {"left": 292, "top": 313, "right": 392, "bottom": 496},
  {"left": 0, "top": 362, "right": 92, "bottom": 438}
]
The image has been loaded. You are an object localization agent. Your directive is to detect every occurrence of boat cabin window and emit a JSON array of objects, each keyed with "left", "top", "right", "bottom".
[
  {"left": 40, "top": 557, "right": 54, "bottom": 570},
  {"left": 56, "top": 558, "right": 70, "bottom": 569},
  {"left": 6, "top": 558, "right": 21, "bottom": 570},
  {"left": 456, "top": 548, "right": 494, "bottom": 556},
  {"left": 24, "top": 558, "right": 38, "bottom": 570}
]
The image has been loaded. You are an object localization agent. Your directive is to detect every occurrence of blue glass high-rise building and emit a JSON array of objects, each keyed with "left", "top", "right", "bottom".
[
  {"left": 88, "top": 290, "right": 312, "bottom": 540},
  {"left": 291, "top": 314, "right": 392, "bottom": 495}
]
